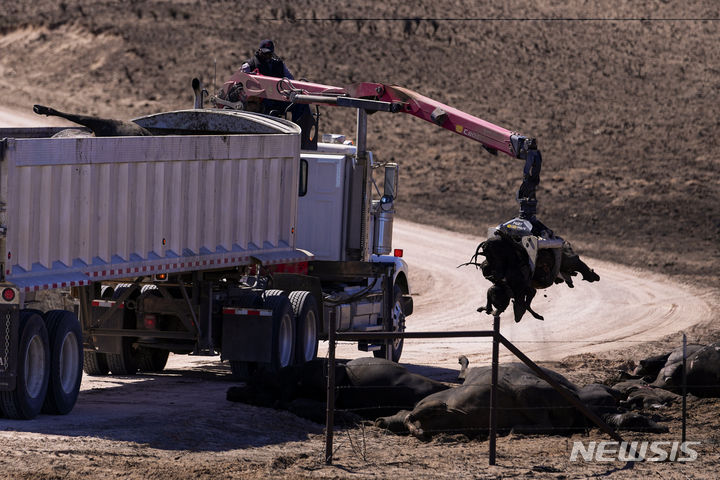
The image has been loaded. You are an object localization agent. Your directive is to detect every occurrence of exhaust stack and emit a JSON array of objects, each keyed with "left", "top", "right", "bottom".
[{"left": 192, "top": 78, "right": 208, "bottom": 109}]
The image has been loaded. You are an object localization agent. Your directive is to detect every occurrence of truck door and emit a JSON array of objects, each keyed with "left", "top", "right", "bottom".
[{"left": 296, "top": 154, "right": 347, "bottom": 261}]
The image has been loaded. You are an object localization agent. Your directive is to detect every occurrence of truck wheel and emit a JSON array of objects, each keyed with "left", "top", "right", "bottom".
[
  {"left": 106, "top": 347, "right": 138, "bottom": 376},
  {"left": 289, "top": 291, "right": 318, "bottom": 364},
  {"left": 99, "top": 285, "right": 115, "bottom": 299},
  {"left": 262, "top": 291, "right": 295, "bottom": 371},
  {"left": 106, "top": 333, "right": 139, "bottom": 376},
  {"left": 105, "top": 286, "right": 139, "bottom": 375},
  {"left": 42, "top": 310, "right": 83, "bottom": 415},
  {"left": 0, "top": 311, "right": 50, "bottom": 419},
  {"left": 83, "top": 351, "right": 109, "bottom": 375},
  {"left": 373, "top": 285, "right": 406, "bottom": 363},
  {"left": 136, "top": 347, "right": 169, "bottom": 373}
]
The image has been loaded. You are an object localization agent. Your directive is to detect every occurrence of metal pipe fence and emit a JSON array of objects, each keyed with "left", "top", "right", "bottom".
[{"left": 322, "top": 314, "right": 640, "bottom": 466}]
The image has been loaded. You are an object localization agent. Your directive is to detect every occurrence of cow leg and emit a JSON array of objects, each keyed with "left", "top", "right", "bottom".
[
  {"left": 476, "top": 289, "right": 494, "bottom": 315},
  {"left": 524, "top": 289, "right": 544, "bottom": 321},
  {"left": 457, "top": 355, "right": 469, "bottom": 382},
  {"left": 404, "top": 400, "right": 452, "bottom": 441},
  {"left": 478, "top": 283, "right": 512, "bottom": 318},
  {"left": 560, "top": 242, "right": 600, "bottom": 283},
  {"left": 375, "top": 410, "right": 412, "bottom": 434},
  {"left": 602, "top": 412, "right": 669, "bottom": 434}
]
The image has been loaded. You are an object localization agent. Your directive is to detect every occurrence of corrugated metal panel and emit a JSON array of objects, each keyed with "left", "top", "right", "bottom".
[{"left": 1, "top": 132, "right": 303, "bottom": 290}]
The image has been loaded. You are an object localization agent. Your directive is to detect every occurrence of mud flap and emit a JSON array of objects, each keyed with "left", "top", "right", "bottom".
[
  {"left": 89, "top": 305, "right": 124, "bottom": 355},
  {"left": 221, "top": 310, "right": 274, "bottom": 363}
]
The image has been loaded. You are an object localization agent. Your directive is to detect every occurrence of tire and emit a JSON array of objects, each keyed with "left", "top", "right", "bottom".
[
  {"left": 83, "top": 351, "right": 110, "bottom": 375},
  {"left": 374, "top": 285, "right": 406, "bottom": 363},
  {"left": 105, "top": 286, "right": 139, "bottom": 375},
  {"left": 288, "top": 291, "right": 319, "bottom": 364},
  {"left": 99, "top": 285, "right": 114, "bottom": 299},
  {"left": 0, "top": 311, "right": 50, "bottom": 419},
  {"left": 84, "top": 285, "right": 114, "bottom": 375},
  {"left": 136, "top": 347, "right": 169, "bottom": 373},
  {"left": 42, "top": 310, "right": 83, "bottom": 415},
  {"left": 106, "top": 347, "right": 138, "bottom": 376},
  {"left": 262, "top": 291, "right": 295, "bottom": 371},
  {"left": 262, "top": 289, "right": 286, "bottom": 299}
]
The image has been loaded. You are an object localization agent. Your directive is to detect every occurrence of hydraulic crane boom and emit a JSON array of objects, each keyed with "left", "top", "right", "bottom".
[
  {"left": 212, "top": 71, "right": 601, "bottom": 325},
  {"left": 220, "top": 71, "right": 542, "bottom": 220}
]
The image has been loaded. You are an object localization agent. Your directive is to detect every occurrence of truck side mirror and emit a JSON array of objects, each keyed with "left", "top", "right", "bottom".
[{"left": 383, "top": 163, "right": 398, "bottom": 200}]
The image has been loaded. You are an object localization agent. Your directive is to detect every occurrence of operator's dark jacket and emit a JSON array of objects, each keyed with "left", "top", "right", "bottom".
[{"left": 242, "top": 54, "right": 293, "bottom": 79}]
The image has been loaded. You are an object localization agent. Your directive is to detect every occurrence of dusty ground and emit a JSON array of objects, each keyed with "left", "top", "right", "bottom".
[
  {"left": 3, "top": 348, "right": 720, "bottom": 480},
  {"left": 1, "top": 0, "right": 719, "bottom": 478}
]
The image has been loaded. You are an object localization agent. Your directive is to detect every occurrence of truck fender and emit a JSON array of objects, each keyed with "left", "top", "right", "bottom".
[{"left": 371, "top": 255, "right": 412, "bottom": 315}]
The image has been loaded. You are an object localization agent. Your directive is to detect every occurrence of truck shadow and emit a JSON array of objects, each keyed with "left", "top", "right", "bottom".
[
  {"left": 1, "top": 358, "right": 320, "bottom": 451},
  {"left": 0, "top": 356, "right": 460, "bottom": 451}
]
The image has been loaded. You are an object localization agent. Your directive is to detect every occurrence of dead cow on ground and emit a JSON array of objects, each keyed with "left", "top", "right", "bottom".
[
  {"left": 226, "top": 357, "right": 449, "bottom": 422},
  {"left": 377, "top": 359, "right": 667, "bottom": 440}
]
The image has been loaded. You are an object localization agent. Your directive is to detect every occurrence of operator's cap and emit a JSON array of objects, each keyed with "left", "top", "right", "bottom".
[{"left": 259, "top": 39, "right": 274, "bottom": 53}]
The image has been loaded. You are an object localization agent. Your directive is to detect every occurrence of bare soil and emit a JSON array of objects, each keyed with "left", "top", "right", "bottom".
[{"left": 1, "top": 1, "right": 719, "bottom": 478}]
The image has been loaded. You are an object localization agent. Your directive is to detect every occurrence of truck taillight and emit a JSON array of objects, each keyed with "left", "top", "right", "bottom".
[
  {"left": 393, "top": 249, "right": 403, "bottom": 258},
  {"left": 2, "top": 287, "right": 15, "bottom": 302},
  {"left": 143, "top": 314, "right": 157, "bottom": 330}
]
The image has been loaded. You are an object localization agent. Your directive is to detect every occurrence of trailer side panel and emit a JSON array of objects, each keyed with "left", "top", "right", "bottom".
[{"left": 0, "top": 132, "right": 302, "bottom": 290}]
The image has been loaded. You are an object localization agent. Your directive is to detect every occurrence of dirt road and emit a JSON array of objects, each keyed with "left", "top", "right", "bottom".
[{"left": 325, "top": 219, "right": 715, "bottom": 378}]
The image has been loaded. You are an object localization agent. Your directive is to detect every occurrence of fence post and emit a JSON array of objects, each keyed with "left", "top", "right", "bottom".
[
  {"left": 682, "top": 333, "right": 687, "bottom": 444},
  {"left": 489, "top": 314, "right": 500, "bottom": 465},
  {"left": 325, "top": 310, "right": 337, "bottom": 465}
]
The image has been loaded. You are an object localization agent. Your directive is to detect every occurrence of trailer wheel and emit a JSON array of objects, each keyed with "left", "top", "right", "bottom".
[
  {"left": 0, "top": 311, "right": 50, "bottom": 419},
  {"left": 373, "top": 285, "right": 406, "bottom": 363},
  {"left": 106, "top": 347, "right": 138, "bottom": 376},
  {"left": 83, "top": 351, "right": 110, "bottom": 375},
  {"left": 136, "top": 347, "right": 169, "bottom": 373},
  {"left": 99, "top": 285, "right": 115, "bottom": 299},
  {"left": 262, "top": 291, "right": 295, "bottom": 371},
  {"left": 42, "top": 310, "right": 83, "bottom": 415},
  {"left": 105, "top": 286, "right": 139, "bottom": 375},
  {"left": 289, "top": 291, "right": 318, "bottom": 364}
]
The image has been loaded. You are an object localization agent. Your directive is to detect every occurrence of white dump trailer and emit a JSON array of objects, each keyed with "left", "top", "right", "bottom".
[{"left": 0, "top": 108, "right": 411, "bottom": 419}]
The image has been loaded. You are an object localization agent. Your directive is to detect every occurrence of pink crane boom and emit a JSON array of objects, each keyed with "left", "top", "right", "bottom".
[
  {"left": 220, "top": 71, "right": 542, "bottom": 220},
  {"left": 224, "top": 71, "right": 518, "bottom": 157}
]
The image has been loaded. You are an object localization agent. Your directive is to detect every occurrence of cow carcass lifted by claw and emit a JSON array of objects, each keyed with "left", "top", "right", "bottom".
[{"left": 464, "top": 216, "right": 599, "bottom": 322}]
